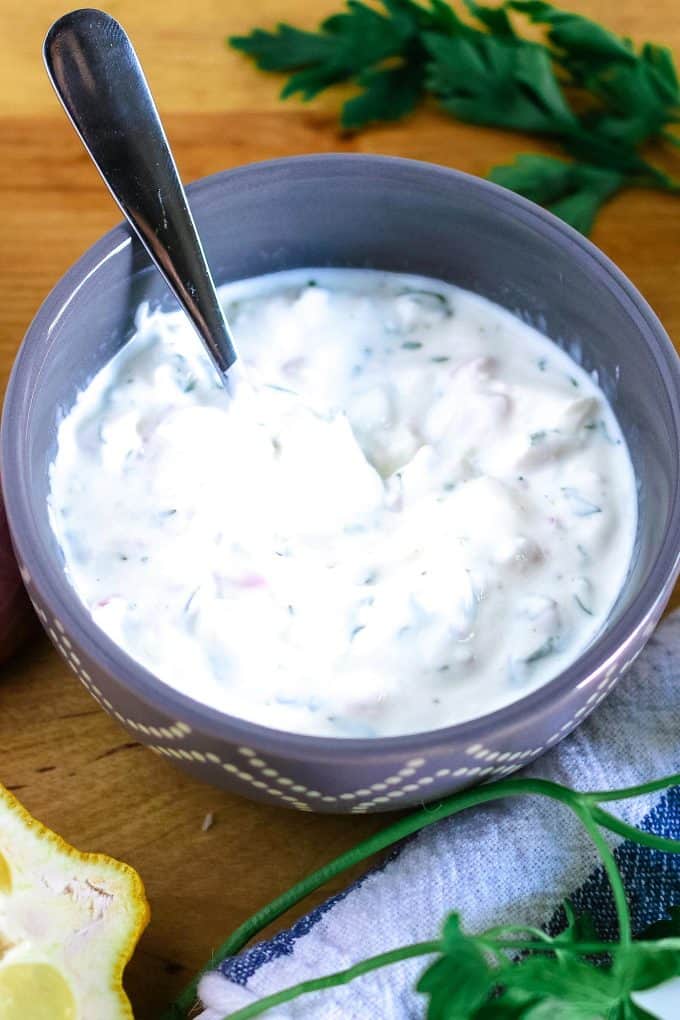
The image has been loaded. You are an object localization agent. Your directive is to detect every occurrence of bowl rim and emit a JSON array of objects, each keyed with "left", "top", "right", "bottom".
[{"left": 4, "top": 152, "right": 680, "bottom": 759}]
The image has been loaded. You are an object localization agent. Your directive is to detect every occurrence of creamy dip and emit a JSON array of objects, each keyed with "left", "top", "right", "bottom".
[{"left": 49, "top": 269, "right": 637, "bottom": 737}]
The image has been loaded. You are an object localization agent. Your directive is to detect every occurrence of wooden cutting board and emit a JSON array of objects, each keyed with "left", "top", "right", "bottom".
[{"left": 0, "top": 1, "right": 678, "bottom": 1015}]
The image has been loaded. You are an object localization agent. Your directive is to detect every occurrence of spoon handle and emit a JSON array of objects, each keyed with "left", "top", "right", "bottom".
[{"left": 44, "top": 8, "right": 238, "bottom": 376}]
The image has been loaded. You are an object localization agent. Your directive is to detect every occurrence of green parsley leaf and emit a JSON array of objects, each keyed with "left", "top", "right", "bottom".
[
  {"left": 464, "top": 0, "right": 516, "bottom": 37},
  {"left": 471, "top": 989, "right": 538, "bottom": 1018},
  {"left": 417, "top": 913, "right": 497, "bottom": 1018},
  {"left": 229, "top": 24, "right": 339, "bottom": 73},
  {"left": 424, "top": 29, "right": 577, "bottom": 134},
  {"left": 517, "top": 1001, "right": 610, "bottom": 1020},
  {"left": 627, "top": 938, "right": 680, "bottom": 992},
  {"left": 552, "top": 901, "right": 602, "bottom": 963},
  {"left": 230, "top": 1, "right": 417, "bottom": 103},
  {"left": 501, "top": 954, "right": 624, "bottom": 1012},
  {"left": 508, "top": 0, "right": 634, "bottom": 69},
  {"left": 489, "top": 154, "right": 624, "bottom": 232},
  {"left": 342, "top": 63, "right": 424, "bottom": 128},
  {"left": 636, "top": 904, "right": 680, "bottom": 942},
  {"left": 642, "top": 42, "right": 680, "bottom": 105},
  {"left": 229, "top": 1, "right": 680, "bottom": 233},
  {"left": 584, "top": 62, "right": 677, "bottom": 147},
  {"left": 510, "top": 0, "right": 680, "bottom": 147},
  {"left": 623, "top": 1005, "right": 663, "bottom": 1019}
]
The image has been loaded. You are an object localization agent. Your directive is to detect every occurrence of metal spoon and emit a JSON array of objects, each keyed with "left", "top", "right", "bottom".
[{"left": 43, "top": 8, "right": 239, "bottom": 382}]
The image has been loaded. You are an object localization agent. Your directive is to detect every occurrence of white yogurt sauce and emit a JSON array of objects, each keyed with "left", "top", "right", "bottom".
[{"left": 49, "top": 269, "right": 637, "bottom": 737}]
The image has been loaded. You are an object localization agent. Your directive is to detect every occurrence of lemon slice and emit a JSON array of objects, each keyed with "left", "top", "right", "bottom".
[{"left": 0, "top": 784, "right": 149, "bottom": 1019}]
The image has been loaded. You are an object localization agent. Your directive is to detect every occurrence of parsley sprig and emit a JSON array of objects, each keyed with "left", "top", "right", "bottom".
[
  {"left": 229, "top": 0, "right": 680, "bottom": 233},
  {"left": 164, "top": 771, "right": 680, "bottom": 1019}
]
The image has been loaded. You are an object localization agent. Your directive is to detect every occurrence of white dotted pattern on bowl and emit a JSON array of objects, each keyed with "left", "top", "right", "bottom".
[
  {"left": 21, "top": 566, "right": 655, "bottom": 812},
  {"left": 146, "top": 745, "right": 526, "bottom": 812}
]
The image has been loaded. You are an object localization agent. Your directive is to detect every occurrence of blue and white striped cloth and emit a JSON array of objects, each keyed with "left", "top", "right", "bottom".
[{"left": 197, "top": 610, "right": 680, "bottom": 1019}]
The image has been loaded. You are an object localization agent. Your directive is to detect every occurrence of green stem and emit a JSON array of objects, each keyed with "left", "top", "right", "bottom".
[
  {"left": 580, "top": 773, "right": 680, "bottom": 803},
  {"left": 164, "top": 775, "right": 679, "bottom": 1019},
  {"left": 590, "top": 805, "right": 680, "bottom": 853},
  {"left": 221, "top": 940, "right": 442, "bottom": 1020},
  {"left": 165, "top": 778, "right": 603, "bottom": 1019},
  {"left": 221, "top": 933, "right": 631, "bottom": 1020},
  {"left": 161, "top": 777, "right": 580, "bottom": 1020},
  {"left": 572, "top": 804, "right": 631, "bottom": 962}
]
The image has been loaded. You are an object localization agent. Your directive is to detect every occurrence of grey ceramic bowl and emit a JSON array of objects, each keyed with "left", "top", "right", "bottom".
[{"left": 3, "top": 155, "right": 680, "bottom": 814}]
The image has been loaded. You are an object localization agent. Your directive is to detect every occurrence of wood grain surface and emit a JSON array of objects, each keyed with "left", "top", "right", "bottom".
[{"left": 0, "top": 1, "right": 679, "bottom": 1016}]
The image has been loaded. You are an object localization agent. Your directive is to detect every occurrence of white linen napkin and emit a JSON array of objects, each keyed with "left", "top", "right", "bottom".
[{"left": 198, "top": 610, "right": 680, "bottom": 1019}]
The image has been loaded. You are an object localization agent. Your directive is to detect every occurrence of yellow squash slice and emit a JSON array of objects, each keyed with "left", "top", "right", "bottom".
[{"left": 0, "top": 784, "right": 149, "bottom": 1019}]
